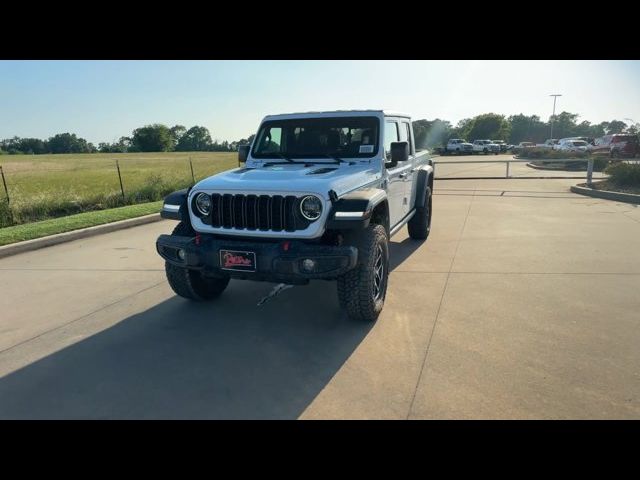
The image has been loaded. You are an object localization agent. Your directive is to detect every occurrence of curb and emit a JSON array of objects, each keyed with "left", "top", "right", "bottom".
[
  {"left": 526, "top": 161, "right": 584, "bottom": 171},
  {"left": 0, "top": 213, "right": 162, "bottom": 259},
  {"left": 570, "top": 185, "right": 640, "bottom": 204}
]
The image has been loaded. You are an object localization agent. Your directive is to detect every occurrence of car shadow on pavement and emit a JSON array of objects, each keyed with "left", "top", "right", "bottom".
[
  {"left": 388, "top": 236, "right": 425, "bottom": 271},
  {"left": 0, "top": 278, "right": 375, "bottom": 419},
  {"left": 0, "top": 234, "right": 425, "bottom": 420}
]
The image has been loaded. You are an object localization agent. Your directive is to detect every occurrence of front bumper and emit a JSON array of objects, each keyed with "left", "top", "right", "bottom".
[{"left": 156, "top": 234, "right": 358, "bottom": 285}]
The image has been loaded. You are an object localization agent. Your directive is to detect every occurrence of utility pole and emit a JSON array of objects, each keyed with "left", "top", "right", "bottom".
[{"left": 549, "top": 94, "right": 562, "bottom": 149}]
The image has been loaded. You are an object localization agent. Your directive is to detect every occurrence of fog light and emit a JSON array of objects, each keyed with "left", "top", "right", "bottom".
[
  {"left": 177, "top": 249, "right": 186, "bottom": 261},
  {"left": 301, "top": 258, "right": 316, "bottom": 272}
]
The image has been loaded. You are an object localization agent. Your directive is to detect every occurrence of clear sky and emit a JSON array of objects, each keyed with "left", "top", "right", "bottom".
[{"left": 1, "top": 60, "right": 639, "bottom": 144}]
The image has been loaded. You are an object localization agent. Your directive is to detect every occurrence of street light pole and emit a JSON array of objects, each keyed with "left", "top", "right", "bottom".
[{"left": 549, "top": 94, "right": 562, "bottom": 149}]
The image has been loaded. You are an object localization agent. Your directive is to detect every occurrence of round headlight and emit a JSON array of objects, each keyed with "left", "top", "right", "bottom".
[
  {"left": 300, "top": 195, "right": 323, "bottom": 221},
  {"left": 194, "top": 193, "right": 212, "bottom": 216}
]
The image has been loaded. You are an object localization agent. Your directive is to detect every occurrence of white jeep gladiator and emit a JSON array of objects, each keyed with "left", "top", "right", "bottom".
[{"left": 156, "top": 110, "right": 434, "bottom": 322}]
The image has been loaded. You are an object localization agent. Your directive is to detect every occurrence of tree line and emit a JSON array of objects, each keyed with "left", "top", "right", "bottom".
[
  {"left": 412, "top": 112, "right": 639, "bottom": 150},
  {"left": 1, "top": 114, "right": 638, "bottom": 155},
  {"left": 0, "top": 124, "right": 256, "bottom": 155}
]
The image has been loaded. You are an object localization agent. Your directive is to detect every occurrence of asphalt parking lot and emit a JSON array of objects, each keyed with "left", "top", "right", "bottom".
[{"left": 0, "top": 157, "right": 638, "bottom": 419}]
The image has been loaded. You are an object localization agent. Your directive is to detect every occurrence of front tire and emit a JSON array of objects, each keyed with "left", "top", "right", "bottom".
[
  {"left": 337, "top": 224, "right": 389, "bottom": 322},
  {"left": 165, "top": 222, "right": 230, "bottom": 301},
  {"left": 408, "top": 186, "right": 432, "bottom": 240}
]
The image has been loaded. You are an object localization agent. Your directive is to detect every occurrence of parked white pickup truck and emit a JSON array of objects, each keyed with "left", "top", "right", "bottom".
[
  {"left": 156, "top": 110, "right": 434, "bottom": 322},
  {"left": 443, "top": 138, "right": 473, "bottom": 155},
  {"left": 472, "top": 139, "right": 500, "bottom": 155},
  {"left": 536, "top": 139, "right": 559, "bottom": 149}
]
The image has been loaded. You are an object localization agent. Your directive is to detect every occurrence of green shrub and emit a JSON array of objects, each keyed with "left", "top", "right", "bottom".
[
  {"left": 605, "top": 163, "right": 640, "bottom": 186},
  {"left": 0, "top": 200, "right": 12, "bottom": 227},
  {"left": 517, "top": 148, "right": 589, "bottom": 160}
]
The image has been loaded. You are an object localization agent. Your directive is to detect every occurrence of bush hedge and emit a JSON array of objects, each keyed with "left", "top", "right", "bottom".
[
  {"left": 604, "top": 163, "right": 640, "bottom": 186},
  {"left": 516, "top": 148, "right": 589, "bottom": 159}
]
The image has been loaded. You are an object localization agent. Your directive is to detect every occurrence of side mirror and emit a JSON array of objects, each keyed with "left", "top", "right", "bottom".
[
  {"left": 386, "top": 141, "right": 409, "bottom": 168},
  {"left": 238, "top": 145, "right": 250, "bottom": 164}
]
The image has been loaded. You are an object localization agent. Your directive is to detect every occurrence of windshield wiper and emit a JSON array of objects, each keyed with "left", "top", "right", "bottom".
[
  {"left": 322, "top": 152, "right": 349, "bottom": 164},
  {"left": 273, "top": 152, "right": 294, "bottom": 163}
]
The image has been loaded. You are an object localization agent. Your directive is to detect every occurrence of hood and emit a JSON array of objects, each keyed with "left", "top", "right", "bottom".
[{"left": 192, "top": 162, "right": 383, "bottom": 200}]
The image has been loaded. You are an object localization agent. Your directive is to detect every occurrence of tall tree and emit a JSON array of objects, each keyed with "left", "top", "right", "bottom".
[
  {"left": 548, "top": 111, "right": 579, "bottom": 139},
  {"left": 412, "top": 119, "right": 452, "bottom": 148},
  {"left": 507, "top": 114, "right": 548, "bottom": 144},
  {"left": 462, "top": 113, "right": 511, "bottom": 142},
  {"left": 131, "top": 124, "right": 174, "bottom": 152},
  {"left": 47, "top": 133, "right": 91, "bottom": 153},
  {"left": 17, "top": 138, "right": 47, "bottom": 154},
  {"left": 176, "top": 126, "right": 213, "bottom": 151},
  {"left": 170, "top": 125, "right": 186, "bottom": 150},
  {"left": 604, "top": 120, "right": 628, "bottom": 134}
]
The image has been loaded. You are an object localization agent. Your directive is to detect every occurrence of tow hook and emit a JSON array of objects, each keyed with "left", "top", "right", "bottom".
[{"left": 257, "top": 283, "right": 295, "bottom": 306}]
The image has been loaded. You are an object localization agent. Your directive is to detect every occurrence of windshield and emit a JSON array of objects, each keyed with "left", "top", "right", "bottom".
[{"left": 251, "top": 116, "right": 379, "bottom": 160}]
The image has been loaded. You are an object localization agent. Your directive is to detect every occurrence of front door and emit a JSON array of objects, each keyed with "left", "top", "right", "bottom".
[
  {"left": 384, "top": 119, "right": 412, "bottom": 228},
  {"left": 399, "top": 120, "right": 417, "bottom": 213}
]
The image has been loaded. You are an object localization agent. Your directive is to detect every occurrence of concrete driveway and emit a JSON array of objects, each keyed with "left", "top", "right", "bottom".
[{"left": 0, "top": 167, "right": 638, "bottom": 418}]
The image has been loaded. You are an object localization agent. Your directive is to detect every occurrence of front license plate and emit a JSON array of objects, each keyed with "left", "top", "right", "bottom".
[{"left": 219, "top": 249, "right": 256, "bottom": 272}]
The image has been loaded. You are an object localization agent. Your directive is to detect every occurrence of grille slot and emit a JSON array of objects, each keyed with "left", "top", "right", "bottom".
[{"left": 206, "top": 193, "right": 309, "bottom": 232}]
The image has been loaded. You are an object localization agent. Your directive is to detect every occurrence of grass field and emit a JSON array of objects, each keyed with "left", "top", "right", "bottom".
[
  {"left": 0, "top": 201, "right": 163, "bottom": 246},
  {"left": 0, "top": 152, "right": 237, "bottom": 227}
]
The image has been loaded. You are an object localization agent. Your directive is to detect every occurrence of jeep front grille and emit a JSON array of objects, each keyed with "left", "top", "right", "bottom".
[{"left": 206, "top": 194, "right": 308, "bottom": 232}]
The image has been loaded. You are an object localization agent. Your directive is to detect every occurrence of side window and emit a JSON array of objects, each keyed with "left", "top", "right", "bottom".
[
  {"left": 384, "top": 121, "right": 399, "bottom": 161},
  {"left": 400, "top": 122, "right": 413, "bottom": 155}
]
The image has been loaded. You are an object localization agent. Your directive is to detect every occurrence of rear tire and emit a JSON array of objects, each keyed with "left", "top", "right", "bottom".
[
  {"left": 165, "top": 222, "right": 230, "bottom": 301},
  {"left": 408, "top": 186, "right": 432, "bottom": 240},
  {"left": 337, "top": 224, "right": 389, "bottom": 322}
]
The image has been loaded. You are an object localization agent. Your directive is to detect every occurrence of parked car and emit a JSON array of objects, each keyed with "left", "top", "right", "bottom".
[
  {"left": 536, "top": 139, "right": 560, "bottom": 149},
  {"left": 559, "top": 136, "right": 595, "bottom": 146},
  {"left": 443, "top": 138, "right": 473, "bottom": 155},
  {"left": 472, "top": 139, "right": 500, "bottom": 155},
  {"left": 557, "top": 139, "right": 590, "bottom": 152},
  {"left": 156, "top": 110, "right": 434, "bottom": 322},
  {"left": 512, "top": 142, "right": 536, "bottom": 154},
  {"left": 589, "top": 134, "right": 639, "bottom": 158},
  {"left": 491, "top": 140, "right": 509, "bottom": 153}
]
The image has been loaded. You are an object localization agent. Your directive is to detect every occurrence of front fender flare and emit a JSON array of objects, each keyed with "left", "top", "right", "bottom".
[
  {"left": 326, "top": 188, "right": 387, "bottom": 230},
  {"left": 160, "top": 188, "right": 190, "bottom": 221}
]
